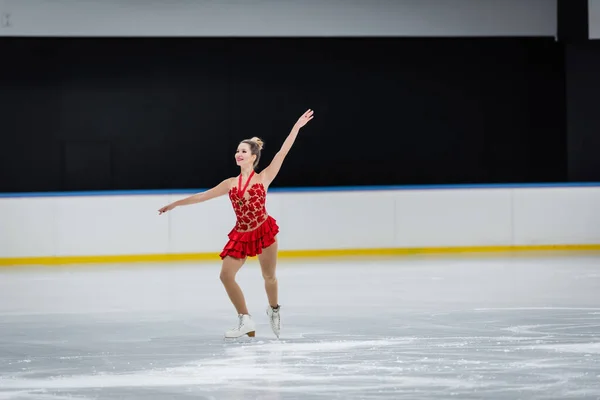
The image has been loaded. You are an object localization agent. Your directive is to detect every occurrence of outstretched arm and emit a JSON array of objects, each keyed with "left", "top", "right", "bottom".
[
  {"left": 158, "top": 178, "right": 231, "bottom": 214},
  {"left": 261, "top": 109, "right": 314, "bottom": 187}
]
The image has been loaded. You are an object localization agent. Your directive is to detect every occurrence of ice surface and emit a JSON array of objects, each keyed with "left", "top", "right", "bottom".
[{"left": 1, "top": 253, "right": 600, "bottom": 399}]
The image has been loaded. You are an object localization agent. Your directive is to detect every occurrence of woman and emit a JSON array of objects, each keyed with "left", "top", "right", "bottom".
[{"left": 158, "top": 109, "right": 314, "bottom": 339}]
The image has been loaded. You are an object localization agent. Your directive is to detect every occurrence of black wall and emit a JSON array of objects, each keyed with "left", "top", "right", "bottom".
[
  {"left": 565, "top": 42, "right": 600, "bottom": 182},
  {"left": 0, "top": 37, "right": 572, "bottom": 192}
]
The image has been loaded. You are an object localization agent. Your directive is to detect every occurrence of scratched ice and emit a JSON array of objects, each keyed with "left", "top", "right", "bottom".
[{"left": 1, "top": 254, "right": 599, "bottom": 399}]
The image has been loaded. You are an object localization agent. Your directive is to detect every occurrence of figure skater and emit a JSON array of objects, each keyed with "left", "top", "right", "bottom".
[{"left": 158, "top": 109, "right": 314, "bottom": 339}]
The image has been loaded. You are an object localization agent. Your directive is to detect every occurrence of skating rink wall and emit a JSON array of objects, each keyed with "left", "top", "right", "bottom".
[
  {"left": 1, "top": 184, "right": 600, "bottom": 265},
  {"left": 0, "top": 0, "right": 556, "bottom": 37}
]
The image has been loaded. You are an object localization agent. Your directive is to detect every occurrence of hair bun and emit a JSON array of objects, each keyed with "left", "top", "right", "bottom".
[{"left": 250, "top": 137, "right": 264, "bottom": 150}]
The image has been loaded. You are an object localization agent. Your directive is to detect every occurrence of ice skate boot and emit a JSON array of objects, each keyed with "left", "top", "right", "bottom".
[
  {"left": 266, "top": 305, "right": 281, "bottom": 338},
  {"left": 224, "top": 314, "right": 256, "bottom": 338}
]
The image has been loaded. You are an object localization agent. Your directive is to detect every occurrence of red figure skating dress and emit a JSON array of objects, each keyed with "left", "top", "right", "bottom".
[{"left": 220, "top": 171, "right": 279, "bottom": 259}]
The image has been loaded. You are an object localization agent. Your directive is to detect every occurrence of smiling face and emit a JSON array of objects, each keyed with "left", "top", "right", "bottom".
[{"left": 235, "top": 142, "right": 256, "bottom": 167}]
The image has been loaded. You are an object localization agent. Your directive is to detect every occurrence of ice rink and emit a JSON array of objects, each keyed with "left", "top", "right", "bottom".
[{"left": 1, "top": 253, "right": 599, "bottom": 399}]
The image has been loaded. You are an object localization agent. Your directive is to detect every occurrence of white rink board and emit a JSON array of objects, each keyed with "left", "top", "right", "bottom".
[
  {"left": 1, "top": 186, "right": 600, "bottom": 259},
  {"left": 512, "top": 187, "right": 600, "bottom": 245}
]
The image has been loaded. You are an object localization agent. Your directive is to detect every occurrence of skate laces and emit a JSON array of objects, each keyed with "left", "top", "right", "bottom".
[
  {"left": 230, "top": 314, "right": 244, "bottom": 331},
  {"left": 270, "top": 308, "right": 280, "bottom": 329}
]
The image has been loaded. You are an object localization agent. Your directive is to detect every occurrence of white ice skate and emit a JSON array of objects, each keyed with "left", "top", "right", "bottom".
[
  {"left": 266, "top": 305, "right": 281, "bottom": 338},
  {"left": 224, "top": 314, "right": 256, "bottom": 338}
]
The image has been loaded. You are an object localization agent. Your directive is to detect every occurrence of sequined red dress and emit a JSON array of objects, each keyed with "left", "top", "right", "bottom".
[{"left": 219, "top": 171, "right": 279, "bottom": 259}]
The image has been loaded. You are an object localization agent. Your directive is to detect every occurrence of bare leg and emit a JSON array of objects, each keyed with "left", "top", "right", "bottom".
[
  {"left": 258, "top": 238, "right": 279, "bottom": 307},
  {"left": 219, "top": 255, "right": 249, "bottom": 315}
]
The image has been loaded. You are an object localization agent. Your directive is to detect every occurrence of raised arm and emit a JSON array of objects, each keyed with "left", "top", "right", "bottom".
[
  {"left": 158, "top": 178, "right": 232, "bottom": 214},
  {"left": 261, "top": 109, "right": 314, "bottom": 187}
]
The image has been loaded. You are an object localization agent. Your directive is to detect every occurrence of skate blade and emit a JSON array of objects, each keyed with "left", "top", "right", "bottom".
[{"left": 224, "top": 331, "right": 256, "bottom": 340}]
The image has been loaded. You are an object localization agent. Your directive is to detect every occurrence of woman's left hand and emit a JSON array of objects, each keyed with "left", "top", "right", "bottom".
[{"left": 295, "top": 109, "right": 314, "bottom": 128}]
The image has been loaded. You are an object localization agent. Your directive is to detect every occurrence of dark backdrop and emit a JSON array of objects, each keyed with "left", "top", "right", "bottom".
[
  {"left": 565, "top": 42, "right": 600, "bottom": 182},
  {"left": 0, "top": 37, "right": 570, "bottom": 192}
]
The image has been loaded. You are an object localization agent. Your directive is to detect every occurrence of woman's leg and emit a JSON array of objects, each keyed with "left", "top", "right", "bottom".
[
  {"left": 219, "top": 255, "right": 249, "bottom": 315},
  {"left": 258, "top": 238, "right": 281, "bottom": 338},
  {"left": 258, "top": 238, "right": 279, "bottom": 308}
]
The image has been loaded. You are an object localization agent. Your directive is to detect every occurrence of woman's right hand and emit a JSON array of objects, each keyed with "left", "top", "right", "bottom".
[{"left": 158, "top": 203, "right": 176, "bottom": 215}]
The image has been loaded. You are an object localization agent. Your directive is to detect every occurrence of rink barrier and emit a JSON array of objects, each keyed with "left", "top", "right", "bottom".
[
  {"left": 2, "top": 182, "right": 600, "bottom": 266},
  {"left": 2, "top": 244, "right": 600, "bottom": 267},
  {"left": 2, "top": 181, "right": 600, "bottom": 198}
]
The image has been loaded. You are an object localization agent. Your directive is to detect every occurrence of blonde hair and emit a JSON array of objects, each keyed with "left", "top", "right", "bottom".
[
  {"left": 241, "top": 136, "right": 264, "bottom": 168},
  {"left": 248, "top": 137, "right": 264, "bottom": 150}
]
